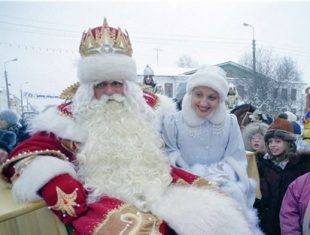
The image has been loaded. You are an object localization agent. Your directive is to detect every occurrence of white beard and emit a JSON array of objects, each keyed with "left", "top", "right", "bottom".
[{"left": 75, "top": 94, "right": 172, "bottom": 212}]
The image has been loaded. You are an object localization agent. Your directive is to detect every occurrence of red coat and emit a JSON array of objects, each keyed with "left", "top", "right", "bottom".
[{"left": 1, "top": 130, "right": 214, "bottom": 235}]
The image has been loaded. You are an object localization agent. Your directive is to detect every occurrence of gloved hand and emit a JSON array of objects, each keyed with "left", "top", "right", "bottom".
[
  {"left": 204, "top": 163, "right": 229, "bottom": 186},
  {"left": 39, "top": 174, "right": 88, "bottom": 224}
]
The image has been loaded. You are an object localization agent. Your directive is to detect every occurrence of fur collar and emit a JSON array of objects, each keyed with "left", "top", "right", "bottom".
[
  {"left": 255, "top": 149, "right": 310, "bottom": 165},
  {"left": 28, "top": 106, "right": 85, "bottom": 143}
]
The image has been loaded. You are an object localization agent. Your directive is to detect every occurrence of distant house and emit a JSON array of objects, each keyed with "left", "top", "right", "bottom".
[
  {"left": 137, "top": 66, "right": 194, "bottom": 98},
  {"left": 137, "top": 62, "right": 253, "bottom": 98},
  {"left": 137, "top": 62, "right": 307, "bottom": 118}
]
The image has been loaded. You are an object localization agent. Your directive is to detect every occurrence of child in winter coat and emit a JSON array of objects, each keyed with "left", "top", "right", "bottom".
[
  {"left": 0, "top": 110, "right": 19, "bottom": 163},
  {"left": 255, "top": 118, "right": 310, "bottom": 235},
  {"left": 242, "top": 122, "right": 269, "bottom": 200},
  {"left": 0, "top": 110, "right": 31, "bottom": 146},
  {"left": 280, "top": 172, "right": 310, "bottom": 235}
]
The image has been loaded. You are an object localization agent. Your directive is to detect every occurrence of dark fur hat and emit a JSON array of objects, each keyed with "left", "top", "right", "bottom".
[{"left": 264, "top": 118, "right": 296, "bottom": 142}]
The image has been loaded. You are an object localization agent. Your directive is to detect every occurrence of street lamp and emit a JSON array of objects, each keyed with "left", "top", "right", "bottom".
[
  {"left": 243, "top": 23, "right": 256, "bottom": 77},
  {"left": 4, "top": 58, "right": 18, "bottom": 109},
  {"left": 20, "top": 82, "right": 29, "bottom": 114}
]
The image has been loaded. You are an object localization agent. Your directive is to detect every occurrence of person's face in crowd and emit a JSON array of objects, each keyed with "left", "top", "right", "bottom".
[
  {"left": 268, "top": 137, "right": 288, "bottom": 156},
  {"left": 144, "top": 75, "right": 153, "bottom": 84},
  {"left": 94, "top": 81, "right": 124, "bottom": 99},
  {"left": 191, "top": 86, "right": 220, "bottom": 118},
  {"left": 252, "top": 117, "right": 261, "bottom": 122},
  {"left": 250, "top": 133, "right": 264, "bottom": 150},
  {"left": 228, "top": 87, "right": 235, "bottom": 94},
  {"left": 0, "top": 119, "right": 9, "bottom": 129}
]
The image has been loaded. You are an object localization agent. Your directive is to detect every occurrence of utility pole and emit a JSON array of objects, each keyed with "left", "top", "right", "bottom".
[
  {"left": 154, "top": 48, "right": 162, "bottom": 66},
  {"left": 243, "top": 23, "right": 256, "bottom": 78},
  {"left": 4, "top": 58, "right": 18, "bottom": 109},
  {"left": 4, "top": 70, "right": 10, "bottom": 109}
]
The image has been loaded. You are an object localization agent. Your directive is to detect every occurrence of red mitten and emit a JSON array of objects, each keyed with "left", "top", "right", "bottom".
[{"left": 39, "top": 174, "right": 88, "bottom": 224}]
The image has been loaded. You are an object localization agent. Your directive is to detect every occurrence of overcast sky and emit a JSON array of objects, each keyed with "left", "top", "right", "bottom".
[{"left": 0, "top": 0, "right": 310, "bottom": 111}]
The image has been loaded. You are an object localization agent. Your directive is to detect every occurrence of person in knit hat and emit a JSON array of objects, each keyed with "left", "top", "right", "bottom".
[
  {"left": 254, "top": 118, "right": 310, "bottom": 235},
  {"left": 225, "top": 83, "right": 244, "bottom": 110},
  {"left": 162, "top": 64, "right": 263, "bottom": 235},
  {"left": 141, "top": 64, "right": 163, "bottom": 94},
  {"left": 0, "top": 110, "right": 19, "bottom": 163},
  {"left": 0, "top": 19, "right": 255, "bottom": 235},
  {"left": 0, "top": 110, "right": 18, "bottom": 129}
]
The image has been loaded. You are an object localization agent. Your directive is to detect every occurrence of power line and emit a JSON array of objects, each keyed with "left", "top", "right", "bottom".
[
  {"left": 0, "top": 20, "right": 81, "bottom": 33},
  {"left": 0, "top": 14, "right": 309, "bottom": 59},
  {"left": 0, "top": 16, "right": 309, "bottom": 63},
  {"left": 0, "top": 42, "right": 77, "bottom": 54}
]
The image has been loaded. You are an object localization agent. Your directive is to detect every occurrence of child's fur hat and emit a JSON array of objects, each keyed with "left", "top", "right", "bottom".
[{"left": 264, "top": 118, "right": 296, "bottom": 142}]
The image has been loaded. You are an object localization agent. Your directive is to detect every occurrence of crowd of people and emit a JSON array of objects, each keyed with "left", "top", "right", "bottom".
[{"left": 1, "top": 18, "right": 310, "bottom": 235}]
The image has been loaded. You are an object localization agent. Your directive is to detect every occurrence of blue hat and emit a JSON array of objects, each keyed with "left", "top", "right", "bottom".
[
  {"left": 291, "top": 121, "right": 301, "bottom": 135},
  {"left": 0, "top": 110, "right": 18, "bottom": 127}
]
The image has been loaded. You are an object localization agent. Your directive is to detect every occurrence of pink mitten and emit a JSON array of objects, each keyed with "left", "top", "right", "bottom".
[{"left": 39, "top": 174, "right": 88, "bottom": 224}]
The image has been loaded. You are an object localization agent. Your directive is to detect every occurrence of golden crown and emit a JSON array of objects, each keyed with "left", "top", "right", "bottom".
[{"left": 79, "top": 18, "right": 132, "bottom": 57}]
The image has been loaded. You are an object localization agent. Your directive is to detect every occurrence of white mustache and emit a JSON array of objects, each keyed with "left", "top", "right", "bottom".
[{"left": 100, "top": 94, "right": 126, "bottom": 103}]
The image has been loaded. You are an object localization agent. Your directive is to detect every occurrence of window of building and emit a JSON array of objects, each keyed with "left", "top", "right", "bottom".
[
  {"left": 281, "top": 88, "right": 288, "bottom": 101},
  {"left": 291, "top": 88, "right": 297, "bottom": 101},
  {"left": 225, "top": 69, "right": 234, "bottom": 77},
  {"left": 165, "top": 83, "right": 173, "bottom": 97},
  {"left": 273, "top": 88, "right": 278, "bottom": 98}
]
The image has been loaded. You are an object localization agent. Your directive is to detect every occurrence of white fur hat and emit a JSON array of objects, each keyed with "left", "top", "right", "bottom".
[
  {"left": 182, "top": 65, "right": 229, "bottom": 126},
  {"left": 186, "top": 65, "right": 229, "bottom": 103},
  {"left": 77, "top": 19, "right": 137, "bottom": 84},
  {"left": 77, "top": 53, "right": 137, "bottom": 84}
]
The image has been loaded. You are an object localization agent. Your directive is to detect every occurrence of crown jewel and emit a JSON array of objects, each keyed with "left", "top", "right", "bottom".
[{"left": 79, "top": 18, "right": 132, "bottom": 57}]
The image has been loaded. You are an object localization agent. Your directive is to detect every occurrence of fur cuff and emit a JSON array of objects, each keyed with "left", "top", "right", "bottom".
[
  {"left": 12, "top": 156, "right": 77, "bottom": 202},
  {"left": 224, "top": 156, "right": 250, "bottom": 194},
  {"left": 168, "top": 151, "right": 189, "bottom": 169},
  {"left": 150, "top": 185, "right": 255, "bottom": 235}
]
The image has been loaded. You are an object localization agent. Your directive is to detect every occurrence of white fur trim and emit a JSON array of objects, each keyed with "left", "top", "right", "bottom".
[
  {"left": 153, "top": 94, "right": 177, "bottom": 132},
  {"left": 12, "top": 156, "right": 77, "bottom": 202},
  {"left": 224, "top": 156, "right": 250, "bottom": 194},
  {"left": 182, "top": 93, "right": 227, "bottom": 126},
  {"left": 181, "top": 93, "right": 205, "bottom": 127},
  {"left": 206, "top": 102, "right": 227, "bottom": 124},
  {"left": 28, "top": 106, "right": 85, "bottom": 142},
  {"left": 78, "top": 53, "right": 137, "bottom": 84},
  {"left": 150, "top": 185, "right": 255, "bottom": 235},
  {"left": 220, "top": 181, "right": 263, "bottom": 235},
  {"left": 187, "top": 65, "right": 229, "bottom": 103}
]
